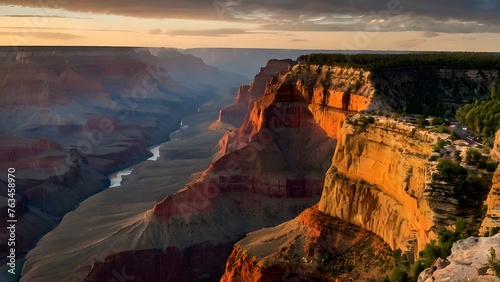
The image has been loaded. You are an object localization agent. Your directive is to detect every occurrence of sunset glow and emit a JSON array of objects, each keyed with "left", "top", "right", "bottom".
[{"left": 0, "top": 1, "right": 499, "bottom": 51}]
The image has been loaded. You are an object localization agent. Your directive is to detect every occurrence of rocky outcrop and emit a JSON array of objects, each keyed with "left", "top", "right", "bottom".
[
  {"left": 419, "top": 234, "right": 500, "bottom": 282},
  {"left": 218, "top": 59, "right": 294, "bottom": 128},
  {"left": 219, "top": 64, "right": 370, "bottom": 156},
  {"left": 492, "top": 131, "right": 500, "bottom": 162},
  {"left": 481, "top": 130, "right": 500, "bottom": 235},
  {"left": 221, "top": 205, "right": 394, "bottom": 282},
  {"left": 218, "top": 85, "right": 251, "bottom": 128},
  {"left": 319, "top": 117, "right": 438, "bottom": 252}
]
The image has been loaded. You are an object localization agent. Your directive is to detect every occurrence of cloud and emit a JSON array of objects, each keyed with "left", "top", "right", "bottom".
[
  {"left": 158, "top": 28, "right": 286, "bottom": 37},
  {"left": 0, "top": 26, "right": 134, "bottom": 33},
  {"left": 0, "top": 14, "right": 93, "bottom": 19},
  {"left": 0, "top": 0, "right": 499, "bottom": 33},
  {"left": 0, "top": 31, "right": 86, "bottom": 40},
  {"left": 422, "top": 31, "right": 440, "bottom": 38},
  {"left": 167, "top": 28, "right": 248, "bottom": 37},
  {"left": 396, "top": 38, "right": 427, "bottom": 49}
]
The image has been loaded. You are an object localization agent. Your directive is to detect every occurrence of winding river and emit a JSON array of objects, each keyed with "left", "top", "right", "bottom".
[{"left": 108, "top": 120, "right": 188, "bottom": 187}]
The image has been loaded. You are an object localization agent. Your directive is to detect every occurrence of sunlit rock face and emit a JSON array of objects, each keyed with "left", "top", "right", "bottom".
[
  {"left": 319, "top": 119, "right": 437, "bottom": 252},
  {"left": 219, "top": 62, "right": 498, "bottom": 280},
  {"left": 18, "top": 55, "right": 500, "bottom": 281},
  {"left": 480, "top": 130, "right": 500, "bottom": 235}
]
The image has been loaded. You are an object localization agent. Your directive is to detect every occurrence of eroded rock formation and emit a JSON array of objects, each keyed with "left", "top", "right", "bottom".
[
  {"left": 480, "top": 130, "right": 500, "bottom": 235},
  {"left": 221, "top": 205, "right": 394, "bottom": 282},
  {"left": 320, "top": 118, "right": 438, "bottom": 252}
]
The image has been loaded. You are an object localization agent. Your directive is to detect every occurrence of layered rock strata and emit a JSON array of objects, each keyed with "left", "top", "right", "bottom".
[
  {"left": 480, "top": 130, "right": 500, "bottom": 234},
  {"left": 221, "top": 205, "right": 394, "bottom": 282}
]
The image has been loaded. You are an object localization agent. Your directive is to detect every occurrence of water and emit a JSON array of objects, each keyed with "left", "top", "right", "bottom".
[{"left": 108, "top": 120, "right": 186, "bottom": 187}]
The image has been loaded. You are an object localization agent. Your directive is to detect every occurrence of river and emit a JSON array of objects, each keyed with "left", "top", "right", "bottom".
[{"left": 108, "top": 120, "right": 188, "bottom": 187}]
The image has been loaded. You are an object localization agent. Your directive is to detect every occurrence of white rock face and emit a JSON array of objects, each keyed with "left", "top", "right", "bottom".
[{"left": 419, "top": 234, "right": 500, "bottom": 282}]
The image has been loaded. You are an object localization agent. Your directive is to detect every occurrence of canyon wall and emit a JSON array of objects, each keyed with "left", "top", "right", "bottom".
[
  {"left": 480, "top": 129, "right": 500, "bottom": 234},
  {"left": 0, "top": 135, "right": 109, "bottom": 260},
  {"left": 19, "top": 57, "right": 500, "bottom": 281},
  {"left": 319, "top": 118, "right": 437, "bottom": 252},
  {"left": 221, "top": 62, "right": 499, "bottom": 280}
]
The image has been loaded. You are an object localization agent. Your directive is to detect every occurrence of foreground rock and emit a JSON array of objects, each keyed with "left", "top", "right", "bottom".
[
  {"left": 419, "top": 234, "right": 500, "bottom": 282},
  {"left": 221, "top": 205, "right": 394, "bottom": 281}
]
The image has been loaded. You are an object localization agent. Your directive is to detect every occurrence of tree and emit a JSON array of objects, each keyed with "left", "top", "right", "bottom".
[
  {"left": 450, "top": 131, "right": 460, "bottom": 141},
  {"left": 390, "top": 265, "right": 409, "bottom": 282},
  {"left": 432, "top": 117, "right": 445, "bottom": 126}
]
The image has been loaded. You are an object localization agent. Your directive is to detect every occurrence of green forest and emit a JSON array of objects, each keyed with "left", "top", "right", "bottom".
[
  {"left": 456, "top": 82, "right": 500, "bottom": 138},
  {"left": 298, "top": 53, "right": 500, "bottom": 70}
]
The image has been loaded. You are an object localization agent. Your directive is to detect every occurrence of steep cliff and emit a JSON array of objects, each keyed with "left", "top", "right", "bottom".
[
  {"left": 320, "top": 117, "right": 438, "bottom": 252},
  {"left": 218, "top": 59, "right": 294, "bottom": 128},
  {"left": 480, "top": 130, "right": 500, "bottom": 234},
  {"left": 222, "top": 60, "right": 499, "bottom": 280}
]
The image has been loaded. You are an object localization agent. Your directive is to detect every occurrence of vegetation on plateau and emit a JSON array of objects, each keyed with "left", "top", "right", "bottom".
[
  {"left": 488, "top": 247, "right": 500, "bottom": 277},
  {"left": 456, "top": 82, "right": 500, "bottom": 139},
  {"left": 298, "top": 53, "right": 500, "bottom": 70},
  {"left": 410, "top": 218, "right": 483, "bottom": 281},
  {"left": 433, "top": 158, "right": 491, "bottom": 207}
]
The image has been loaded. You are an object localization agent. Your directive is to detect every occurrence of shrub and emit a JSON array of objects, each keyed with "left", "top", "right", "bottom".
[
  {"left": 390, "top": 265, "right": 409, "bottom": 282},
  {"left": 428, "top": 155, "right": 439, "bottom": 162},
  {"left": 492, "top": 227, "right": 500, "bottom": 236},
  {"left": 432, "top": 125, "right": 450, "bottom": 134},
  {"left": 413, "top": 218, "right": 480, "bottom": 279},
  {"left": 417, "top": 115, "right": 430, "bottom": 128},
  {"left": 466, "top": 149, "right": 487, "bottom": 168},
  {"left": 411, "top": 263, "right": 426, "bottom": 282},
  {"left": 436, "top": 159, "right": 467, "bottom": 179},
  {"left": 486, "top": 161, "right": 499, "bottom": 172},
  {"left": 488, "top": 248, "right": 500, "bottom": 277},
  {"left": 450, "top": 131, "right": 460, "bottom": 141},
  {"left": 433, "top": 139, "right": 447, "bottom": 152},
  {"left": 432, "top": 117, "right": 445, "bottom": 126}
]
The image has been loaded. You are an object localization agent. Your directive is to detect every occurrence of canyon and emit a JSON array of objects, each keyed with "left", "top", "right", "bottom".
[
  {"left": 0, "top": 46, "right": 246, "bottom": 273},
  {"left": 5, "top": 51, "right": 500, "bottom": 281}
]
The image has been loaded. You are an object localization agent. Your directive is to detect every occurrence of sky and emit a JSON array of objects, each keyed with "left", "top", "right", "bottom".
[{"left": 0, "top": 0, "right": 499, "bottom": 51}]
